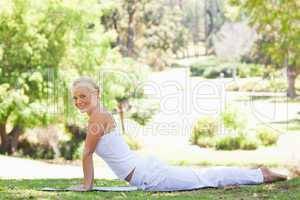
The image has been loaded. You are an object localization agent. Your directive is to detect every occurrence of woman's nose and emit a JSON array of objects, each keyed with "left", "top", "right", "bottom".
[{"left": 75, "top": 99, "right": 82, "bottom": 105}]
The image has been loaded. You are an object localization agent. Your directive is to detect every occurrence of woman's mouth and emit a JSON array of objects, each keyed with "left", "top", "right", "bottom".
[{"left": 76, "top": 105, "right": 86, "bottom": 110}]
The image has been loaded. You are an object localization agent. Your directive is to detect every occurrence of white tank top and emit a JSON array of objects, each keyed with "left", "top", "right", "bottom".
[{"left": 94, "top": 124, "right": 142, "bottom": 180}]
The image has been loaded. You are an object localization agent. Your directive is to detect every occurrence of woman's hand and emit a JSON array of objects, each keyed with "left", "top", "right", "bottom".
[{"left": 67, "top": 184, "right": 91, "bottom": 192}]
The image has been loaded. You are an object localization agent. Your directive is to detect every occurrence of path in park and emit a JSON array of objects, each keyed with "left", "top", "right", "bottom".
[{"left": 0, "top": 155, "right": 117, "bottom": 179}]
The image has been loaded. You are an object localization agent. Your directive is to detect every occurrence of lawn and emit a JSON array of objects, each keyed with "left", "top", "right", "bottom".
[{"left": 0, "top": 178, "right": 299, "bottom": 200}]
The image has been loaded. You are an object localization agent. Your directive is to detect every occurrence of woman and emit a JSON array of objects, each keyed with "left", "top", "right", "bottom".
[{"left": 68, "top": 77, "right": 287, "bottom": 192}]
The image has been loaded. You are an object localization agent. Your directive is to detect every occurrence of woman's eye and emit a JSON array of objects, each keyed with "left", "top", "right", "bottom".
[{"left": 79, "top": 95, "right": 86, "bottom": 99}]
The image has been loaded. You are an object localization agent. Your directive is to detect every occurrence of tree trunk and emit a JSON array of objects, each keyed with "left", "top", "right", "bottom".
[
  {"left": 118, "top": 103, "right": 126, "bottom": 134},
  {"left": 204, "top": 0, "right": 208, "bottom": 55},
  {"left": 0, "top": 123, "right": 7, "bottom": 153},
  {"left": 0, "top": 122, "right": 24, "bottom": 154},
  {"left": 287, "top": 67, "right": 298, "bottom": 98},
  {"left": 178, "top": 0, "right": 183, "bottom": 9},
  {"left": 126, "top": 1, "right": 136, "bottom": 57},
  {"left": 111, "top": 11, "right": 122, "bottom": 48},
  {"left": 8, "top": 125, "right": 24, "bottom": 153}
]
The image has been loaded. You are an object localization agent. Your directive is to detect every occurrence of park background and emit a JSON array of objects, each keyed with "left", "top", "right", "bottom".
[{"left": 0, "top": 0, "right": 300, "bottom": 199}]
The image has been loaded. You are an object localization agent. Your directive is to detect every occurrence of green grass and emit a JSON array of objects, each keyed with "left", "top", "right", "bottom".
[{"left": 0, "top": 178, "right": 299, "bottom": 200}]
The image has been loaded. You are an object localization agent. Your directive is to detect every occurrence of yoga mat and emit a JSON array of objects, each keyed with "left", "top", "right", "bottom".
[{"left": 40, "top": 186, "right": 139, "bottom": 192}]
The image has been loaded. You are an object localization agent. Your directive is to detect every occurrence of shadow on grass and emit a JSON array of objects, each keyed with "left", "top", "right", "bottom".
[{"left": 0, "top": 178, "right": 299, "bottom": 200}]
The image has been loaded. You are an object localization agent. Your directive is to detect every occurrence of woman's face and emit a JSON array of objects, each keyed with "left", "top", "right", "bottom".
[{"left": 72, "top": 85, "right": 98, "bottom": 113}]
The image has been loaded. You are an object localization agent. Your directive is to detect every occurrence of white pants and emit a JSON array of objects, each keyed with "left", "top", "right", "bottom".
[{"left": 129, "top": 157, "right": 264, "bottom": 192}]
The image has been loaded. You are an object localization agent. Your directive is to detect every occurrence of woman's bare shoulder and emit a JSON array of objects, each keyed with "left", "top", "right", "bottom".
[
  {"left": 88, "top": 111, "right": 106, "bottom": 124},
  {"left": 89, "top": 109, "right": 115, "bottom": 132}
]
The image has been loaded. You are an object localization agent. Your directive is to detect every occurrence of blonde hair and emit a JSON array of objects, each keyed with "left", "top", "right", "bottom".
[{"left": 72, "top": 76, "right": 100, "bottom": 93}]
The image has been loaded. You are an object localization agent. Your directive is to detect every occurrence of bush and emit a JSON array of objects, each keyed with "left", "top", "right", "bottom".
[
  {"left": 129, "top": 99, "right": 159, "bottom": 126},
  {"left": 221, "top": 106, "right": 246, "bottom": 131},
  {"left": 256, "top": 127, "right": 279, "bottom": 146},
  {"left": 240, "top": 136, "right": 259, "bottom": 150},
  {"left": 202, "top": 64, "right": 233, "bottom": 79},
  {"left": 225, "top": 82, "right": 239, "bottom": 91},
  {"left": 190, "top": 65, "right": 209, "bottom": 76},
  {"left": 190, "top": 57, "right": 220, "bottom": 77},
  {"left": 239, "top": 80, "right": 268, "bottom": 92},
  {"left": 196, "top": 137, "right": 216, "bottom": 148},
  {"left": 215, "top": 133, "right": 259, "bottom": 151},
  {"left": 238, "top": 78, "right": 286, "bottom": 93},
  {"left": 249, "top": 64, "right": 264, "bottom": 77},
  {"left": 203, "top": 67, "right": 222, "bottom": 78},
  {"left": 170, "top": 63, "right": 183, "bottom": 68},
  {"left": 16, "top": 125, "right": 64, "bottom": 159},
  {"left": 237, "top": 63, "right": 251, "bottom": 78},
  {"left": 215, "top": 134, "right": 243, "bottom": 150},
  {"left": 226, "top": 78, "right": 286, "bottom": 93},
  {"left": 59, "top": 124, "right": 86, "bottom": 160},
  {"left": 237, "top": 63, "right": 264, "bottom": 78},
  {"left": 17, "top": 139, "right": 55, "bottom": 159},
  {"left": 267, "top": 79, "right": 287, "bottom": 92},
  {"left": 191, "top": 116, "right": 219, "bottom": 145},
  {"left": 73, "top": 141, "right": 85, "bottom": 160},
  {"left": 220, "top": 65, "right": 234, "bottom": 78},
  {"left": 146, "top": 50, "right": 169, "bottom": 71},
  {"left": 191, "top": 61, "right": 265, "bottom": 79}
]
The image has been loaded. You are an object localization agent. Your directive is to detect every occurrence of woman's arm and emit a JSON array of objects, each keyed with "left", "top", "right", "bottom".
[{"left": 82, "top": 120, "right": 104, "bottom": 189}]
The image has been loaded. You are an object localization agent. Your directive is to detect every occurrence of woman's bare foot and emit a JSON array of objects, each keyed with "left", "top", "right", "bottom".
[{"left": 260, "top": 167, "right": 287, "bottom": 183}]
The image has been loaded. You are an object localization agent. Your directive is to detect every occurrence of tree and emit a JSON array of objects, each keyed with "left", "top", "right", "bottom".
[
  {"left": 100, "top": 0, "right": 188, "bottom": 67},
  {"left": 0, "top": 0, "right": 109, "bottom": 154},
  {"left": 143, "top": 2, "right": 188, "bottom": 66},
  {"left": 232, "top": 0, "right": 300, "bottom": 97}
]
